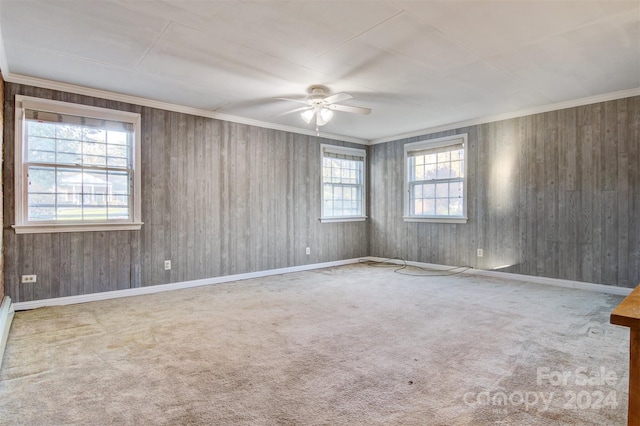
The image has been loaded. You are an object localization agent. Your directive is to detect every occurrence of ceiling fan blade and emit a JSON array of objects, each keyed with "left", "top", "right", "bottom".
[
  {"left": 274, "top": 97, "right": 309, "bottom": 105},
  {"left": 276, "top": 106, "right": 312, "bottom": 117},
  {"left": 328, "top": 104, "right": 372, "bottom": 115},
  {"left": 323, "top": 92, "right": 352, "bottom": 105}
]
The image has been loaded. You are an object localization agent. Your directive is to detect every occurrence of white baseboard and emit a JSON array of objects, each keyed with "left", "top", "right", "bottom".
[
  {"left": 12, "top": 256, "right": 632, "bottom": 311},
  {"left": 363, "top": 257, "right": 633, "bottom": 297},
  {"left": 12, "top": 258, "right": 363, "bottom": 311},
  {"left": 0, "top": 296, "right": 15, "bottom": 369}
]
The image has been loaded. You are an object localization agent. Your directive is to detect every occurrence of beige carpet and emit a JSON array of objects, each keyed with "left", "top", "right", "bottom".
[{"left": 0, "top": 263, "right": 630, "bottom": 425}]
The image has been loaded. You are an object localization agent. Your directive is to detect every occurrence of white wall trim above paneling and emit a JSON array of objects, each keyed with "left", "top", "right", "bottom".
[
  {"left": 0, "top": 296, "right": 15, "bottom": 370},
  {"left": 12, "top": 258, "right": 363, "bottom": 311},
  {"left": 2, "top": 73, "right": 369, "bottom": 145},
  {"left": 6, "top": 73, "right": 638, "bottom": 148},
  {"left": 364, "top": 257, "right": 633, "bottom": 297},
  {"left": 371, "top": 87, "right": 640, "bottom": 145}
]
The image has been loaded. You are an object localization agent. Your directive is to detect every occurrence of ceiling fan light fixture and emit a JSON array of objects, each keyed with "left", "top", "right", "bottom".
[
  {"left": 300, "top": 109, "right": 315, "bottom": 124},
  {"left": 317, "top": 108, "right": 333, "bottom": 126},
  {"left": 282, "top": 84, "right": 370, "bottom": 131}
]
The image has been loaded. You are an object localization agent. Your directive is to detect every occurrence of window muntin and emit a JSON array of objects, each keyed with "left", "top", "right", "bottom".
[
  {"left": 404, "top": 135, "right": 468, "bottom": 223},
  {"left": 321, "top": 145, "right": 366, "bottom": 222},
  {"left": 14, "top": 96, "right": 143, "bottom": 233}
]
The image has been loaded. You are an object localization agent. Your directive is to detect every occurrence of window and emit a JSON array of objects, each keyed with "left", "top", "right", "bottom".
[
  {"left": 321, "top": 144, "right": 366, "bottom": 222},
  {"left": 404, "top": 134, "right": 468, "bottom": 223},
  {"left": 13, "top": 96, "right": 143, "bottom": 233}
]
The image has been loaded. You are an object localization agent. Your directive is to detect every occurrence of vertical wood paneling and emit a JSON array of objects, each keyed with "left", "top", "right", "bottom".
[
  {"left": 0, "top": 73, "right": 4, "bottom": 302},
  {"left": 369, "top": 95, "right": 640, "bottom": 288},
  {"left": 4, "top": 82, "right": 636, "bottom": 301},
  {"left": 629, "top": 97, "right": 640, "bottom": 287},
  {"left": 3, "top": 83, "right": 368, "bottom": 302}
]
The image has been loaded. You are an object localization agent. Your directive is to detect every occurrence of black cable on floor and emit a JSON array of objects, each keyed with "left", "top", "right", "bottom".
[{"left": 359, "top": 257, "right": 472, "bottom": 276}]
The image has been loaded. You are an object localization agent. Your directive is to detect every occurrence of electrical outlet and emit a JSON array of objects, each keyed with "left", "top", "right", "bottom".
[
  {"left": 21, "top": 275, "right": 37, "bottom": 283},
  {"left": 477, "top": 249, "right": 484, "bottom": 257},
  {"left": 305, "top": 247, "right": 311, "bottom": 255},
  {"left": 164, "top": 260, "right": 171, "bottom": 270}
]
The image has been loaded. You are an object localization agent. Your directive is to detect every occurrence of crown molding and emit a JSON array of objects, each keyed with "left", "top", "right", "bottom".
[
  {"left": 3, "top": 73, "right": 369, "bottom": 145},
  {"left": 371, "top": 87, "right": 640, "bottom": 145},
  {"left": 5, "top": 72, "right": 638, "bottom": 147}
]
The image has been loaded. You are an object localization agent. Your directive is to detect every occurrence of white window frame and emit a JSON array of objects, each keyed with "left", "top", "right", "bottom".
[
  {"left": 320, "top": 144, "right": 367, "bottom": 223},
  {"left": 403, "top": 134, "right": 468, "bottom": 224},
  {"left": 13, "top": 95, "right": 143, "bottom": 234}
]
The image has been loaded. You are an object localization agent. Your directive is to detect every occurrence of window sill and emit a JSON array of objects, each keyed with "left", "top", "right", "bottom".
[
  {"left": 403, "top": 216, "right": 468, "bottom": 224},
  {"left": 320, "top": 216, "right": 367, "bottom": 223},
  {"left": 13, "top": 222, "right": 144, "bottom": 234}
]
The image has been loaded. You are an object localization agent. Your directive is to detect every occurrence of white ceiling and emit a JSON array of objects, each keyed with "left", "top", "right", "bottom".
[{"left": 0, "top": 0, "right": 638, "bottom": 143}]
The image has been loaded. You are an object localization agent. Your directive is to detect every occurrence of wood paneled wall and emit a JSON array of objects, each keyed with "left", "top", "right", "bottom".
[
  {"left": 369, "top": 96, "right": 640, "bottom": 288},
  {"left": 0, "top": 74, "right": 4, "bottom": 302},
  {"left": 3, "top": 83, "right": 368, "bottom": 303}
]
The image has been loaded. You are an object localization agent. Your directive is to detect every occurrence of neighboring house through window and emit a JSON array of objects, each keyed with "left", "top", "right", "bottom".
[
  {"left": 404, "top": 134, "right": 468, "bottom": 223},
  {"left": 321, "top": 144, "right": 366, "bottom": 222},
  {"left": 13, "top": 96, "right": 143, "bottom": 233}
]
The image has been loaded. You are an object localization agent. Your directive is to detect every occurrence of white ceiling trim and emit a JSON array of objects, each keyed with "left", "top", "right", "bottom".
[
  {"left": 4, "top": 73, "right": 639, "bottom": 147},
  {"left": 371, "top": 87, "right": 640, "bottom": 145},
  {"left": 2, "top": 72, "right": 369, "bottom": 145}
]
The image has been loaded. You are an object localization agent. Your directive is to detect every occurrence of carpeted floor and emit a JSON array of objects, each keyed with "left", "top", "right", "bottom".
[{"left": 0, "top": 263, "right": 631, "bottom": 425}]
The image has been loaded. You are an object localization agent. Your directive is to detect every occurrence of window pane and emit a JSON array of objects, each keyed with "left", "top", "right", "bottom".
[
  {"left": 450, "top": 160, "right": 463, "bottom": 178},
  {"left": 108, "top": 172, "right": 129, "bottom": 194},
  {"left": 28, "top": 193, "right": 55, "bottom": 221},
  {"left": 424, "top": 183, "right": 435, "bottom": 198},
  {"left": 108, "top": 206, "right": 129, "bottom": 220},
  {"left": 84, "top": 128, "right": 106, "bottom": 143},
  {"left": 436, "top": 198, "right": 449, "bottom": 215},
  {"left": 57, "top": 139, "right": 82, "bottom": 155},
  {"left": 56, "top": 124, "right": 83, "bottom": 140},
  {"left": 107, "top": 144, "right": 128, "bottom": 160},
  {"left": 82, "top": 206, "right": 107, "bottom": 221},
  {"left": 57, "top": 203, "right": 82, "bottom": 221},
  {"left": 437, "top": 151, "right": 450, "bottom": 163},
  {"left": 57, "top": 153, "right": 83, "bottom": 164},
  {"left": 412, "top": 199, "right": 422, "bottom": 215},
  {"left": 436, "top": 182, "right": 449, "bottom": 198},
  {"left": 29, "top": 193, "right": 55, "bottom": 206},
  {"left": 28, "top": 167, "right": 56, "bottom": 192},
  {"left": 29, "top": 136, "right": 54, "bottom": 151},
  {"left": 28, "top": 121, "right": 57, "bottom": 138},
  {"left": 413, "top": 184, "right": 423, "bottom": 199},
  {"left": 436, "top": 164, "right": 451, "bottom": 179},
  {"left": 449, "top": 198, "right": 463, "bottom": 216},
  {"left": 28, "top": 149, "right": 56, "bottom": 163},
  {"left": 424, "top": 199, "right": 435, "bottom": 215},
  {"left": 56, "top": 192, "right": 76, "bottom": 208},
  {"left": 424, "top": 163, "right": 437, "bottom": 180},
  {"left": 451, "top": 181, "right": 464, "bottom": 197},
  {"left": 108, "top": 130, "right": 128, "bottom": 145}
]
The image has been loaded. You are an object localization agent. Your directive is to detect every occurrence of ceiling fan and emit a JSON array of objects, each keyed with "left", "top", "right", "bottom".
[{"left": 276, "top": 85, "right": 372, "bottom": 132}]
